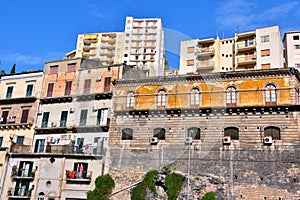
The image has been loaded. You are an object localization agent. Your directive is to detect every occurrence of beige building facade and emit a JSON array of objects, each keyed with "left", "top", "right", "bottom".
[{"left": 179, "top": 26, "right": 284, "bottom": 74}]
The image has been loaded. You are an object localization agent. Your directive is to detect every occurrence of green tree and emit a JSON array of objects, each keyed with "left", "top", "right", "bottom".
[
  {"left": 10, "top": 64, "right": 16, "bottom": 74},
  {"left": 201, "top": 191, "right": 216, "bottom": 200},
  {"left": 87, "top": 174, "right": 115, "bottom": 200},
  {"left": 0, "top": 69, "right": 6, "bottom": 75},
  {"left": 165, "top": 173, "right": 184, "bottom": 200}
]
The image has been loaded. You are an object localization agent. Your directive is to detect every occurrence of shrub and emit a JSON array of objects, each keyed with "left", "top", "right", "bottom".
[
  {"left": 131, "top": 170, "right": 158, "bottom": 200},
  {"left": 201, "top": 191, "right": 216, "bottom": 200},
  {"left": 165, "top": 173, "right": 184, "bottom": 200},
  {"left": 87, "top": 174, "right": 115, "bottom": 200}
]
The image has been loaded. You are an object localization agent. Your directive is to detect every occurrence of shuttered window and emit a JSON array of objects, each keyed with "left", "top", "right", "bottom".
[
  {"left": 261, "top": 63, "right": 271, "bottom": 69},
  {"left": 46, "top": 83, "right": 54, "bottom": 97},
  {"left": 49, "top": 65, "right": 58, "bottom": 74},
  {"left": 84, "top": 79, "right": 91, "bottom": 94},
  {"left": 104, "top": 77, "right": 111, "bottom": 93},
  {"left": 261, "top": 49, "right": 270, "bottom": 57},
  {"left": 67, "top": 63, "right": 76, "bottom": 72},
  {"left": 64, "top": 81, "right": 72, "bottom": 96},
  {"left": 187, "top": 59, "right": 194, "bottom": 66},
  {"left": 21, "top": 109, "right": 29, "bottom": 123},
  {"left": 187, "top": 47, "right": 195, "bottom": 53}
]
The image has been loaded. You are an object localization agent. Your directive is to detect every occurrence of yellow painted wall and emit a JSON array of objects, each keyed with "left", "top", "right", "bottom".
[{"left": 114, "top": 76, "right": 293, "bottom": 111}]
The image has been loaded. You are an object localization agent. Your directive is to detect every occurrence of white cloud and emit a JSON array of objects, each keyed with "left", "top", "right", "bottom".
[{"left": 215, "top": 0, "right": 299, "bottom": 31}]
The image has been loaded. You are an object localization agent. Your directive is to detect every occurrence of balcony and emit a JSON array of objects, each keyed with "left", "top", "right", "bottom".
[
  {"left": 83, "top": 34, "right": 98, "bottom": 44},
  {"left": 100, "top": 45, "right": 115, "bottom": 49},
  {"left": 100, "top": 50, "right": 114, "bottom": 56},
  {"left": 236, "top": 55, "right": 256, "bottom": 67},
  {"left": 66, "top": 170, "right": 92, "bottom": 184},
  {"left": 197, "top": 38, "right": 215, "bottom": 45},
  {"left": 82, "top": 50, "right": 97, "bottom": 57},
  {"left": 236, "top": 31, "right": 255, "bottom": 39},
  {"left": 10, "top": 144, "right": 31, "bottom": 153},
  {"left": 196, "top": 47, "right": 215, "bottom": 57},
  {"left": 0, "top": 92, "right": 38, "bottom": 104},
  {"left": 40, "top": 96, "right": 72, "bottom": 104},
  {"left": 236, "top": 41, "right": 256, "bottom": 53},
  {"left": 83, "top": 44, "right": 97, "bottom": 50},
  {"left": 11, "top": 169, "right": 35, "bottom": 180},
  {"left": 196, "top": 61, "right": 215, "bottom": 72},
  {"left": 7, "top": 187, "right": 32, "bottom": 199},
  {"left": 0, "top": 117, "right": 34, "bottom": 130}
]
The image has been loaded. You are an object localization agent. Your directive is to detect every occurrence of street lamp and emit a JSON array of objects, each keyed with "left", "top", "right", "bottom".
[{"left": 185, "top": 130, "right": 193, "bottom": 200}]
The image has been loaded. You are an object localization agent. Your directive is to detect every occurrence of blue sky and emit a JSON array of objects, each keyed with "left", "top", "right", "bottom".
[{"left": 0, "top": 0, "right": 300, "bottom": 73}]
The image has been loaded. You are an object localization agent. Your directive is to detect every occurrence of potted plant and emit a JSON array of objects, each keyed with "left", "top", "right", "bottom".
[
  {"left": 29, "top": 171, "right": 35, "bottom": 178},
  {"left": 25, "top": 189, "right": 31, "bottom": 197},
  {"left": 7, "top": 188, "right": 12, "bottom": 196}
]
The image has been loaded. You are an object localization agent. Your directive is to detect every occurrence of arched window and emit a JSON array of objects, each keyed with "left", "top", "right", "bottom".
[
  {"left": 153, "top": 128, "right": 166, "bottom": 140},
  {"left": 190, "top": 88, "right": 200, "bottom": 107},
  {"left": 121, "top": 128, "right": 133, "bottom": 140},
  {"left": 226, "top": 86, "right": 237, "bottom": 106},
  {"left": 37, "top": 192, "right": 45, "bottom": 200},
  {"left": 157, "top": 89, "right": 166, "bottom": 107},
  {"left": 126, "top": 91, "right": 135, "bottom": 108},
  {"left": 224, "top": 127, "right": 239, "bottom": 140},
  {"left": 187, "top": 127, "right": 200, "bottom": 140},
  {"left": 264, "top": 126, "right": 280, "bottom": 140},
  {"left": 265, "top": 84, "right": 277, "bottom": 105}
]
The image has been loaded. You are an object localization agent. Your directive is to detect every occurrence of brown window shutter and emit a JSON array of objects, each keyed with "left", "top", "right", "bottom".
[{"left": 104, "top": 77, "right": 111, "bottom": 93}]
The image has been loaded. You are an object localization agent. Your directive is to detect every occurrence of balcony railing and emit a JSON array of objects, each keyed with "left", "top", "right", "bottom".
[
  {"left": 7, "top": 187, "right": 32, "bottom": 198},
  {"left": 11, "top": 168, "right": 35, "bottom": 179},
  {"left": 236, "top": 41, "right": 256, "bottom": 52},
  {"left": 236, "top": 56, "right": 256, "bottom": 67},
  {"left": 66, "top": 170, "right": 92, "bottom": 182},
  {"left": 196, "top": 47, "right": 215, "bottom": 56},
  {"left": 196, "top": 61, "right": 215, "bottom": 72}
]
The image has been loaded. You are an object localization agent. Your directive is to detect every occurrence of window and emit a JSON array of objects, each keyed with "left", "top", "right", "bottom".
[
  {"left": 46, "top": 83, "right": 54, "bottom": 97},
  {"left": 83, "top": 79, "right": 91, "bottom": 94},
  {"left": 20, "top": 109, "right": 29, "bottom": 123},
  {"left": 226, "top": 86, "right": 237, "bottom": 106},
  {"left": 224, "top": 127, "right": 239, "bottom": 140},
  {"left": 261, "top": 35, "right": 269, "bottom": 43},
  {"left": 126, "top": 91, "right": 135, "bottom": 108},
  {"left": 64, "top": 81, "right": 72, "bottom": 96},
  {"left": 41, "top": 112, "right": 49, "bottom": 128},
  {"left": 97, "top": 108, "right": 110, "bottom": 126},
  {"left": 187, "top": 47, "right": 195, "bottom": 53},
  {"left": 153, "top": 128, "right": 165, "bottom": 140},
  {"left": 294, "top": 45, "right": 300, "bottom": 49},
  {"left": 79, "top": 109, "right": 88, "bottom": 126},
  {"left": 261, "top": 63, "right": 271, "bottom": 69},
  {"left": 60, "top": 111, "right": 68, "bottom": 127},
  {"left": 261, "top": 49, "right": 270, "bottom": 57},
  {"left": 104, "top": 77, "right": 111, "bottom": 93},
  {"left": 73, "top": 162, "right": 89, "bottom": 179},
  {"left": 15, "top": 180, "right": 30, "bottom": 196},
  {"left": 187, "top": 127, "right": 200, "bottom": 140},
  {"left": 122, "top": 128, "right": 133, "bottom": 140},
  {"left": 190, "top": 88, "right": 200, "bottom": 107},
  {"left": 186, "top": 59, "right": 194, "bottom": 66},
  {"left": 67, "top": 63, "right": 76, "bottom": 72},
  {"left": 264, "top": 126, "right": 280, "bottom": 140},
  {"left": 157, "top": 89, "right": 166, "bottom": 107},
  {"left": 76, "top": 138, "right": 84, "bottom": 152},
  {"left": 34, "top": 139, "right": 45, "bottom": 153},
  {"left": 265, "top": 84, "right": 277, "bottom": 105},
  {"left": 1, "top": 111, "right": 9, "bottom": 124},
  {"left": 6, "top": 86, "right": 13, "bottom": 99},
  {"left": 293, "top": 35, "right": 299, "bottom": 40},
  {"left": 26, "top": 84, "right": 34, "bottom": 97},
  {"left": 16, "top": 136, "right": 24, "bottom": 144},
  {"left": 49, "top": 65, "right": 58, "bottom": 74},
  {"left": 0, "top": 137, "right": 3, "bottom": 147}
]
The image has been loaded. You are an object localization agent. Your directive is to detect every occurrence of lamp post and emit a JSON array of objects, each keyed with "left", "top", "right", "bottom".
[{"left": 186, "top": 130, "right": 193, "bottom": 200}]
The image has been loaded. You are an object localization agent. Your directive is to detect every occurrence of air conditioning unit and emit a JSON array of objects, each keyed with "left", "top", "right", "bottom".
[
  {"left": 150, "top": 137, "right": 158, "bottom": 145},
  {"left": 96, "top": 76, "right": 101, "bottom": 82},
  {"left": 223, "top": 136, "right": 231, "bottom": 144},
  {"left": 263, "top": 136, "right": 273, "bottom": 144},
  {"left": 185, "top": 137, "right": 193, "bottom": 145},
  {"left": 70, "top": 107, "right": 75, "bottom": 113},
  {"left": 0, "top": 118, "right": 3, "bottom": 122},
  {"left": 51, "top": 122, "right": 57, "bottom": 127}
]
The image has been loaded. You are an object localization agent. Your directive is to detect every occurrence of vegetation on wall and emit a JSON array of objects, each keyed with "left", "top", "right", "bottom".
[
  {"left": 131, "top": 170, "right": 158, "bottom": 200},
  {"left": 201, "top": 191, "right": 216, "bottom": 200},
  {"left": 87, "top": 174, "right": 115, "bottom": 200},
  {"left": 165, "top": 173, "right": 185, "bottom": 200}
]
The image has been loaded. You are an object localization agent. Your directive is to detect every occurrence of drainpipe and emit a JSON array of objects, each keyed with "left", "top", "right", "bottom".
[{"left": 0, "top": 148, "right": 9, "bottom": 198}]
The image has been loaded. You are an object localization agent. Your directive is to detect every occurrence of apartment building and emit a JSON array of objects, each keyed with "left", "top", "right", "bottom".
[
  {"left": 122, "top": 16, "right": 165, "bottom": 77},
  {"left": 179, "top": 26, "right": 284, "bottom": 74},
  {"left": 0, "top": 71, "right": 43, "bottom": 186},
  {"left": 109, "top": 68, "right": 300, "bottom": 199},
  {"left": 74, "top": 32, "right": 124, "bottom": 66},
  {"left": 283, "top": 31, "right": 300, "bottom": 69}
]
